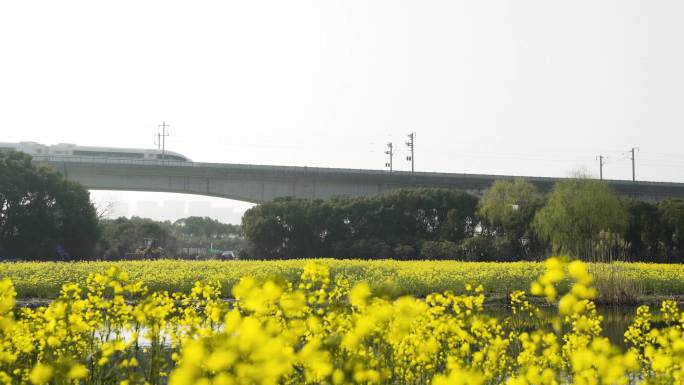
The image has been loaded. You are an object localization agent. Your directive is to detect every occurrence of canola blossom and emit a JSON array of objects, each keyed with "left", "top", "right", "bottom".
[
  {"left": 0, "top": 258, "right": 683, "bottom": 384},
  {"left": 3, "top": 259, "right": 684, "bottom": 301}
]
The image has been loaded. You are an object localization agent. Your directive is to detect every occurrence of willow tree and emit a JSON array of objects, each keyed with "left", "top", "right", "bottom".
[
  {"left": 478, "top": 179, "right": 545, "bottom": 259},
  {"left": 533, "top": 176, "right": 626, "bottom": 261}
]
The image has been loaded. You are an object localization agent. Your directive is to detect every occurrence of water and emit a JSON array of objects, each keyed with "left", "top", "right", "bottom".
[
  {"left": 486, "top": 304, "right": 638, "bottom": 349},
  {"left": 16, "top": 300, "right": 641, "bottom": 349}
]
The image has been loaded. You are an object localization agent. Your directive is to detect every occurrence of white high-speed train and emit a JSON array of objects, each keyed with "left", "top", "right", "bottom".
[{"left": 0, "top": 142, "right": 192, "bottom": 162}]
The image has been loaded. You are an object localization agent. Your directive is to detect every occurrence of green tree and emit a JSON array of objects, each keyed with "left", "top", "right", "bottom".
[
  {"left": 0, "top": 151, "right": 99, "bottom": 259},
  {"left": 657, "top": 198, "right": 684, "bottom": 262},
  {"left": 420, "top": 240, "right": 460, "bottom": 260},
  {"left": 97, "top": 217, "right": 177, "bottom": 259},
  {"left": 173, "top": 216, "right": 244, "bottom": 254},
  {"left": 339, "top": 188, "right": 478, "bottom": 249},
  {"left": 623, "top": 199, "right": 662, "bottom": 261},
  {"left": 477, "top": 179, "right": 545, "bottom": 259},
  {"left": 532, "top": 176, "right": 627, "bottom": 261},
  {"left": 241, "top": 198, "right": 329, "bottom": 259},
  {"left": 241, "top": 188, "right": 478, "bottom": 259}
]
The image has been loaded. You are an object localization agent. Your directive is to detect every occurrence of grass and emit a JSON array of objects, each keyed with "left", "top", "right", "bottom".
[
  {"left": 2, "top": 259, "right": 684, "bottom": 303},
  {"left": 591, "top": 264, "right": 644, "bottom": 304}
]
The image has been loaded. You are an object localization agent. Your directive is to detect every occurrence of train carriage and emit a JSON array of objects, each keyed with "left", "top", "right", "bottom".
[{"left": 0, "top": 142, "right": 192, "bottom": 162}]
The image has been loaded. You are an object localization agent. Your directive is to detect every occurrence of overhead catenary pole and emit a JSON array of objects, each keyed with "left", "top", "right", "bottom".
[
  {"left": 384, "top": 142, "right": 394, "bottom": 173},
  {"left": 406, "top": 132, "right": 415, "bottom": 172},
  {"left": 629, "top": 147, "right": 639, "bottom": 182},
  {"left": 158, "top": 121, "right": 170, "bottom": 158},
  {"left": 597, "top": 155, "right": 606, "bottom": 180}
]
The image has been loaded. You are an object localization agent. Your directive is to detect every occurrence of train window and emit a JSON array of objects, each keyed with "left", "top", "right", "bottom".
[
  {"left": 156, "top": 154, "right": 186, "bottom": 161},
  {"left": 74, "top": 150, "right": 145, "bottom": 158}
]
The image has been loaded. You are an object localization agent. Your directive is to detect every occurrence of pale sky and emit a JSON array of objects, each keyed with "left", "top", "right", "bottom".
[{"left": 1, "top": 0, "right": 683, "bottom": 224}]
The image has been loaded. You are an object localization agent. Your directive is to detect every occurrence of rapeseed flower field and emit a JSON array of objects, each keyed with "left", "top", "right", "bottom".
[
  {"left": 1, "top": 258, "right": 684, "bottom": 384},
  {"left": 2, "top": 259, "right": 684, "bottom": 301}
]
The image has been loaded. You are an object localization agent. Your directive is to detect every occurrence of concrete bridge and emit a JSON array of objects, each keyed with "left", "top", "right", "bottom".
[{"left": 33, "top": 155, "right": 684, "bottom": 203}]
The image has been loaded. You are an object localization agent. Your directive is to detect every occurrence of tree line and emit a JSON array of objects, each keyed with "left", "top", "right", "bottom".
[
  {"left": 241, "top": 178, "right": 684, "bottom": 262},
  {"left": 242, "top": 188, "right": 479, "bottom": 260},
  {"left": 97, "top": 216, "right": 244, "bottom": 259},
  {"left": 0, "top": 151, "right": 244, "bottom": 260}
]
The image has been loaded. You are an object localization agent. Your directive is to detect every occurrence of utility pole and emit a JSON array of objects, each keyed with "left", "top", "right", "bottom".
[
  {"left": 156, "top": 121, "right": 170, "bottom": 158},
  {"left": 405, "top": 132, "right": 415, "bottom": 172},
  {"left": 597, "top": 155, "right": 606, "bottom": 180},
  {"left": 384, "top": 142, "right": 394, "bottom": 173},
  {"left": 629, "top": 147, "right": 639, "bottom": 182}
]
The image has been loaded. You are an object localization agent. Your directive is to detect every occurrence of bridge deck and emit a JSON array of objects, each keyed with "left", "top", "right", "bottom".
[{"left": 32, "top": 155, "right": 684, "bottom": 203}]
